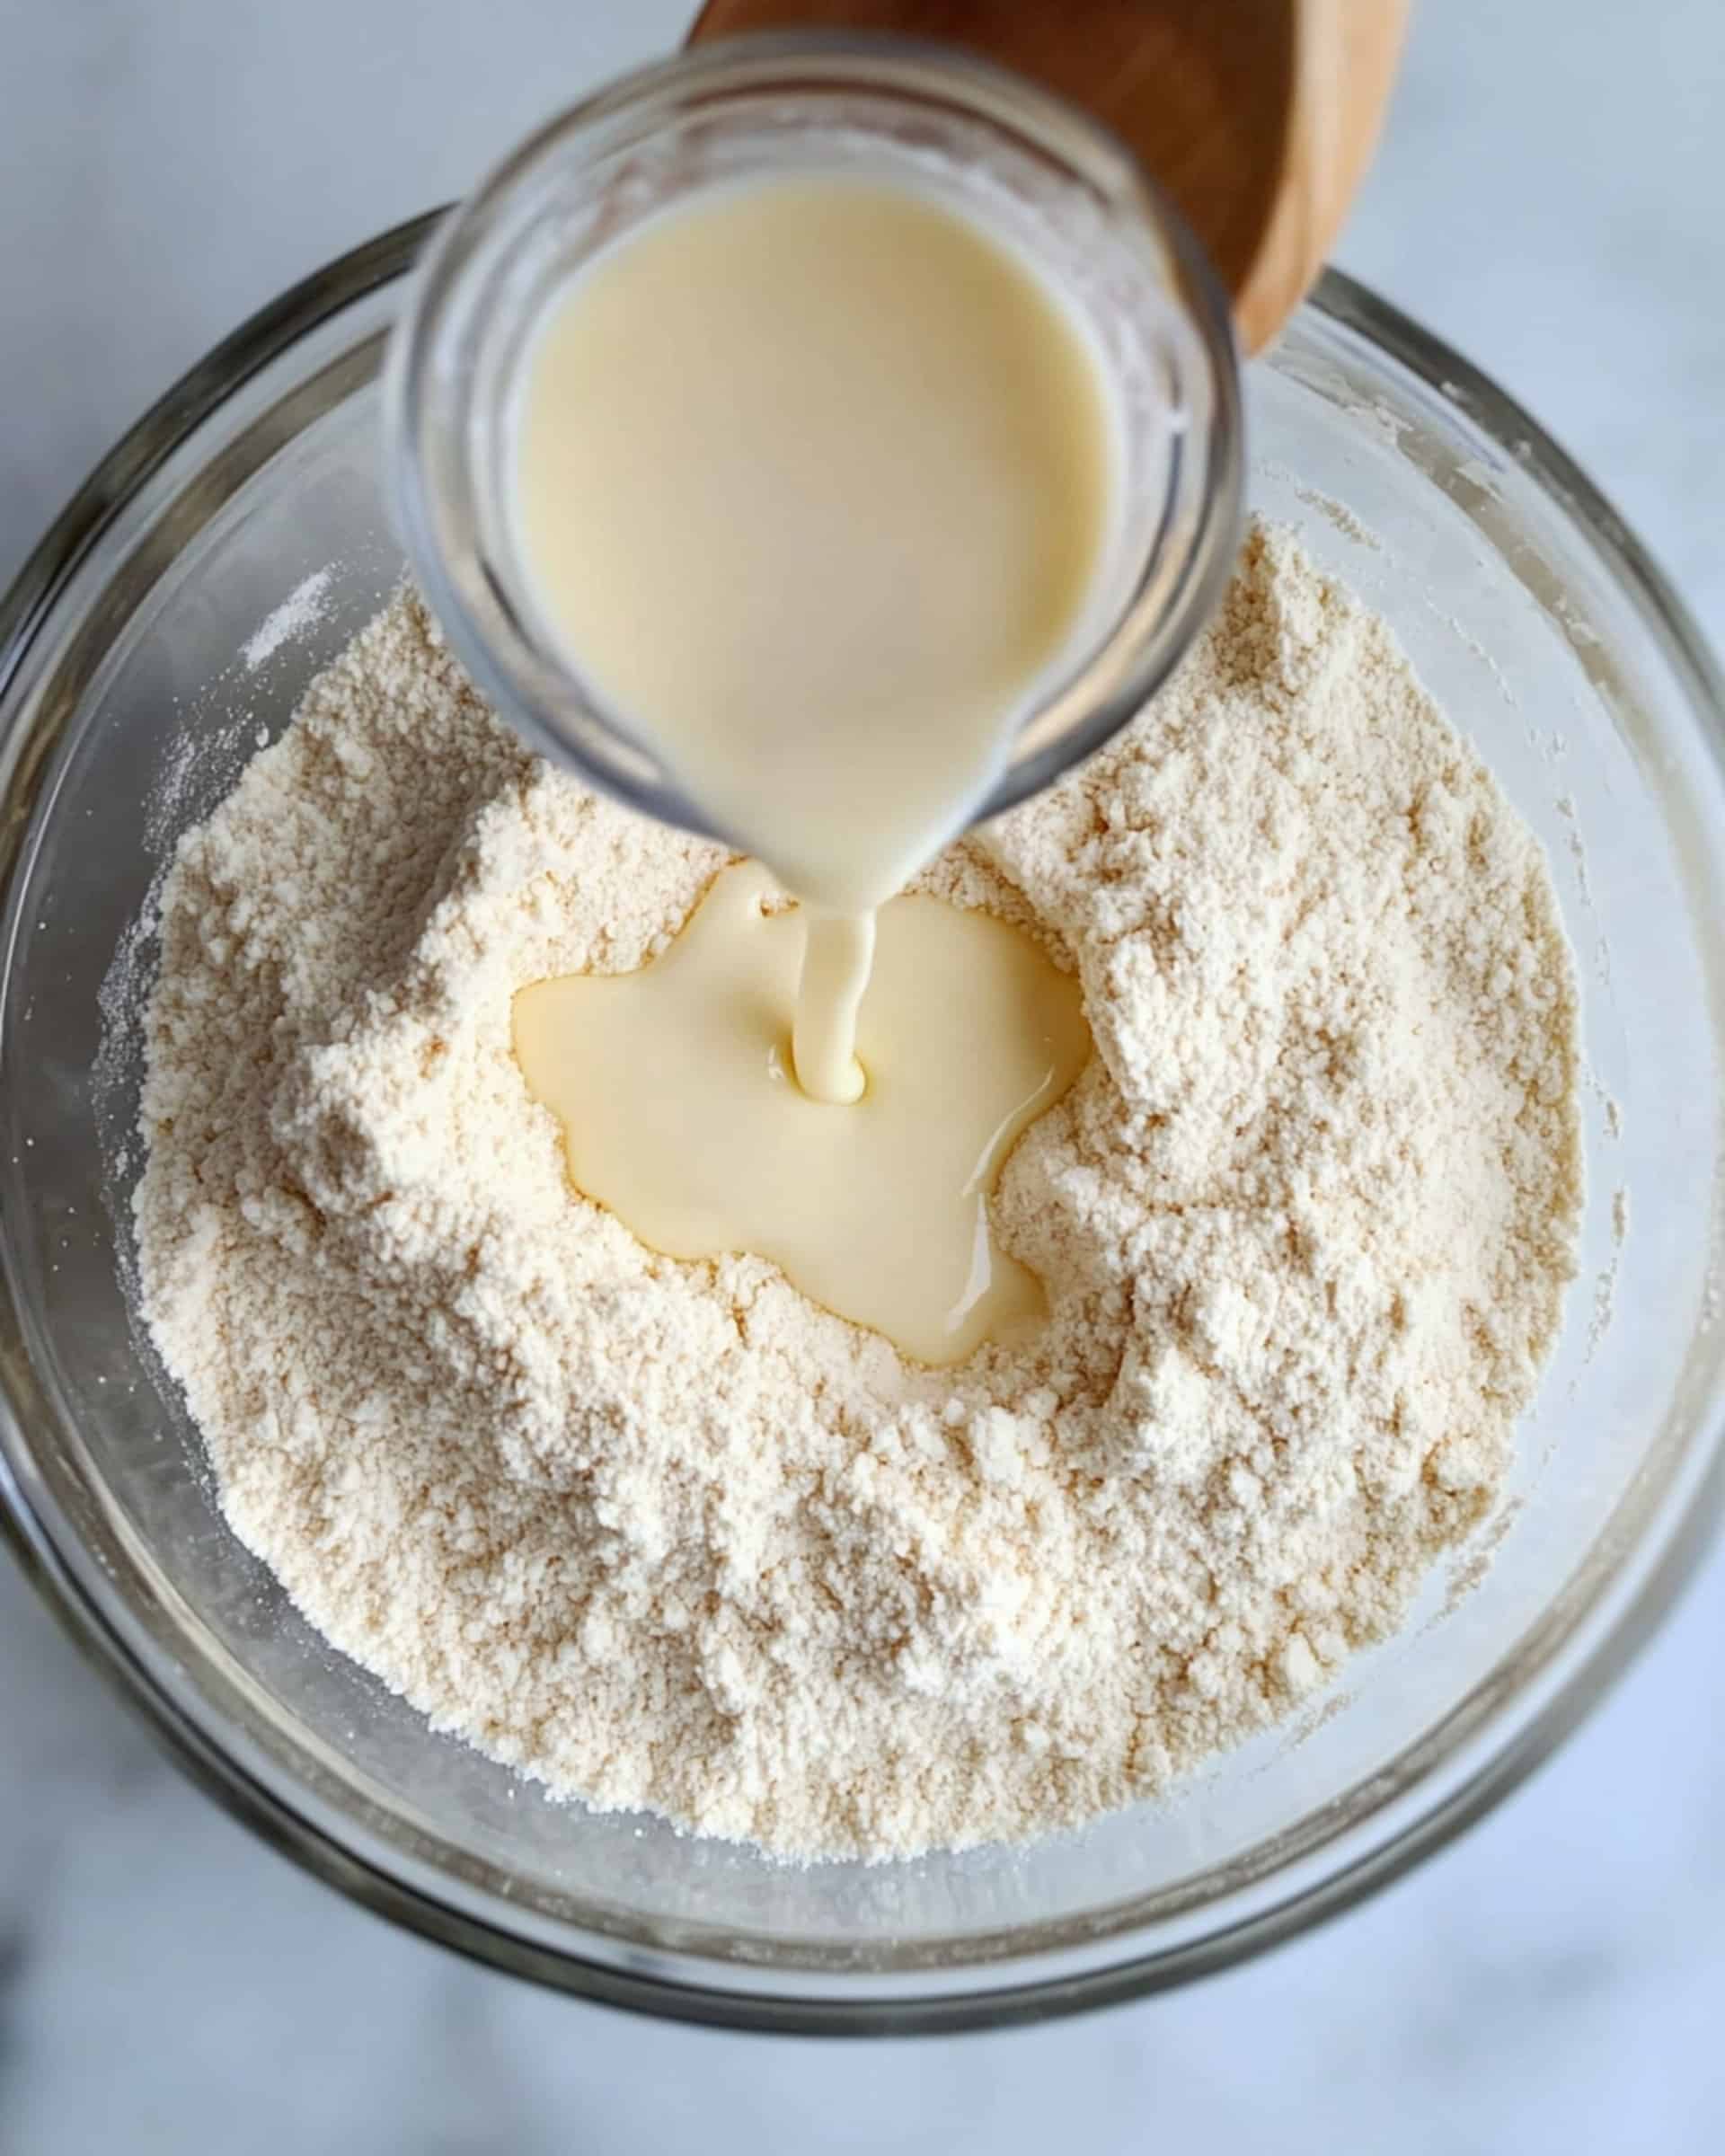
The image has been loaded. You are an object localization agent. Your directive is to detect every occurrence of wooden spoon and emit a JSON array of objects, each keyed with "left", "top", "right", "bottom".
[{"left": 686, "top": 0, "right": 1408, "bottom": 353}]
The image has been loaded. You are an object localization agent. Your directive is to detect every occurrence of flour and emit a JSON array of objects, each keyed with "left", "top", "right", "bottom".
[
  {"left": 240, "top": 568, "right": 333, "bottom": 670},
  {"left": 131, "top": 524, "right": 1583, "bottom": 1861}
]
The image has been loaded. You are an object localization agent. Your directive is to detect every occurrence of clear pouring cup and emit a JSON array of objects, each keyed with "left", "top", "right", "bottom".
[{"left": 384, "top": 33, "right": 1245, "bottom": 842}]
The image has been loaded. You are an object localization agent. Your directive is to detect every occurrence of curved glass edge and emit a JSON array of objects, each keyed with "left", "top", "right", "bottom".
[
  {"left": 0, "top": 213, "right": 442, "bottom": 711},
  {"left": 2, "top": 220, "right": 1724, "bottom": 2032}
]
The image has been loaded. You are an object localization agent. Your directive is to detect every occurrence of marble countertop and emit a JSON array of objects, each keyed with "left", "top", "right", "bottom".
[{"left": 3, "top": 2, "right": 1723, "bottom": 2148}]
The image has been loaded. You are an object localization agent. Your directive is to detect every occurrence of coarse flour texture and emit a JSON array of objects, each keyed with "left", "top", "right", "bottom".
[{"left": 134, "top": 526, "right": 1582, "bottom": 1861}]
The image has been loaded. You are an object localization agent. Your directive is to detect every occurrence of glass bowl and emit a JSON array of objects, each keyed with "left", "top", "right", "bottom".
[
  {"left": 385, "top": 39, "right": 1243, "bottom": 845},
  {"left": 2, "top": 215, "right": 1722, "bottom": 2035}
]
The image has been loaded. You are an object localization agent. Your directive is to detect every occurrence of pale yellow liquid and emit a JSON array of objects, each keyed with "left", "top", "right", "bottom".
[
  {"left": 513, "top": 864, "right": 1090, "bottom": 1365},
  {"left": 509, "top": 175, "right": 1112, "bottom": 1357},
  {"left": 512, "top": 177, "right": 1116, "bottom": 920}
]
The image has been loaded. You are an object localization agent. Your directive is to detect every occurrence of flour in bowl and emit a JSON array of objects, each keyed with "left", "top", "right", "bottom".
[{"left": 130, "top": 524, "right": 1583, "bottom": 1861}]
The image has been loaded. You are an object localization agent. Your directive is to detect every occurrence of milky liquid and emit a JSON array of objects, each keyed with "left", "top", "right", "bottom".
[
  {"left": 514, "top": 864, "right": 1090, "bottom": 1365},
  {"left": 512, "top": 176, "right": 1116, "bottom": 917},
  {"left": 508, "top": 175, "right": 1113, "bottom": 1356}
]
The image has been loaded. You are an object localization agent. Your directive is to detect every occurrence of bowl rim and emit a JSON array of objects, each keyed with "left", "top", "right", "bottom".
[{"left": 3, "top": 211, "right": 1725, "bottom": 2036}]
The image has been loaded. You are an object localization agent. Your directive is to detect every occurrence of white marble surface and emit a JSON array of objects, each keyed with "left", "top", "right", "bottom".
[{"left": 3, "top": 1, "right": 1724, "bottom": 2147}]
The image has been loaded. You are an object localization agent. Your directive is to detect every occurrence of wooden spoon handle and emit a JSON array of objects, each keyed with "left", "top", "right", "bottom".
[
  {"left": 686, "top": 0, "right": 1408, "bottom": 353},
  {"left": 1236, "top": 0, "right": 1407, "bottom": 351}
]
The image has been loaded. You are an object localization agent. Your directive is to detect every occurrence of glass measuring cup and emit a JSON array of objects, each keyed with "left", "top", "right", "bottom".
[{"left": 384, "top": 34, "right": 1244, "bottom": 843}]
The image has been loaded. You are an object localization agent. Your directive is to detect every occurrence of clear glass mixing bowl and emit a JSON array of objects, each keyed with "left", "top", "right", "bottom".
[{"left": 2, "top": 216, "right": 1723, "bottom": 2034}]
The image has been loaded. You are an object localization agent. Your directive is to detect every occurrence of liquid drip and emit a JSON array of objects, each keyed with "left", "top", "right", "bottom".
[
  {"left": 513, "top": 863, "right": 1091, "bottom": 1365},
  {"left": 792, "top": 910, "right": 872, "bottom": 1105}
]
